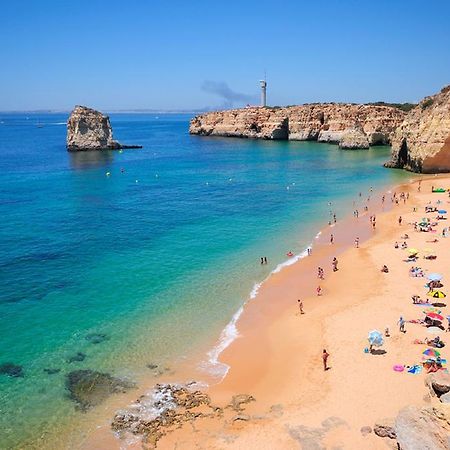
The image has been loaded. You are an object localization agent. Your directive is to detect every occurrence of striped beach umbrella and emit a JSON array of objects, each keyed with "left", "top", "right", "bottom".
[
  {"left": 423, "top": 348, "right": 441, "bottom": 358},
  {"left": 427, "top": 291, "right": 446, "bottom": 299}
]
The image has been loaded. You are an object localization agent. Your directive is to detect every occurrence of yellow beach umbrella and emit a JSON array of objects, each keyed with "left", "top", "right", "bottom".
[
  {"left": 408, "top": 248, "right": 419, "bottom": 255},
  {"left": 427, "top": 290, "right": 446, "bottom": 299}
]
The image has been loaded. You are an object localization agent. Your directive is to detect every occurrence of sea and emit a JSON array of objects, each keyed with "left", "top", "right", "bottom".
[{"left": 0, "top": 112, "right": 411, "bottom": 448}]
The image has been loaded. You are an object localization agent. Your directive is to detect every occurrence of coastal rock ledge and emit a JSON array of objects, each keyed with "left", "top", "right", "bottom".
[
  {"left": 189, "top": 104, "right": 405, "bottom": 148},
  {"left": 66, "top": 106, "right": 142, "bottom": 151},
  {"left": 385, "top": 85, "right": 450, "bottom": 173}
]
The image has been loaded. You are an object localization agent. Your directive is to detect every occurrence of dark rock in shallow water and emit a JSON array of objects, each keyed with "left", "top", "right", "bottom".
[
  {"left": 85, "top": 333, "right": 109, "bottom": 344},
  {"left": 67, "top": 352, "right": 86, "bottom": 363},
  {"left": 66, "top": 369, "right": 136, "bottom": 411},
  {"left": 0, "top": 362, "right": 24, "bottom": 378},
  {"left": 43, "top": 368, "right": 61, "bottom": 375},
  {"left": 146, "top": 364, "right": 158, "bottom": 370}
]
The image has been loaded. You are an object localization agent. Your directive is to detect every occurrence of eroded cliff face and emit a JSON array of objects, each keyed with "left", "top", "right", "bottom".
[
  {"left": 386, "top": 86, "right": 450, "bottom": 173},
  {"left": 189, "top": 104, "right": 405, "bottom": 148},
  {"left": 66, "top": 106, "right": 142, "bottom": 151}
]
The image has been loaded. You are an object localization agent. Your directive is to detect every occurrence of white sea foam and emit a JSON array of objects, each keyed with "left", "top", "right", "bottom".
[
  {"left": 202, "top": 305, "right": 244, "bottom": 378},
  {"left": 201, "top": 244, "right": 312, "bottom": 381}
]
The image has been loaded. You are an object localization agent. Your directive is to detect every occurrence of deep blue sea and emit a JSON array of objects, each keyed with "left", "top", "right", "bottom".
[{"left": 0, "top": 112, "right": 410, "bottom": 448}]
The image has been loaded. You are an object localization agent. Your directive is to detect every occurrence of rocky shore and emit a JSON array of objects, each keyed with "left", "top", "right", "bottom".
[
  {"left": 66, "top": 106, "right": 142, "bottom": 151},
  {"left": 189, "top": 103, "right": 405, "bottom": 148}
]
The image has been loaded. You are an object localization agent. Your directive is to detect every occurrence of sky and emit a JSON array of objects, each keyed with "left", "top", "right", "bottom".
[{"left": 1, "top": 0, "right": 449, "bottom": 111}]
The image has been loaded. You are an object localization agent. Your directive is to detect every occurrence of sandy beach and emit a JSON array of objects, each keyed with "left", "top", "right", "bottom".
[{"left": 89, "top": 176, "right": 450, "bottom": 449}]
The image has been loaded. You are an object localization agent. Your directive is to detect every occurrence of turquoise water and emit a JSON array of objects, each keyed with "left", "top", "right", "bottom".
[{"left": 0, "top": 113, "right": 410, "bottom": 447}]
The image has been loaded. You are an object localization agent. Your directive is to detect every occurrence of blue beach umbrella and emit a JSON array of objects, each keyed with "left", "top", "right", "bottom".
[
  {"left": 428, "top": 273, "right": 443, "bottom": 281},
  {"left": 368, "top": 330, "right": 384, "bottom": 347},
  {"left": 438, "top": 210, "right": 447, "bottom": 214}
]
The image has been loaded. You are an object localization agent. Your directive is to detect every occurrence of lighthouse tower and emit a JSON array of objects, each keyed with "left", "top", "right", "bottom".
[{"left": 260, "top": 79, "right": 267, "bottom": 107}]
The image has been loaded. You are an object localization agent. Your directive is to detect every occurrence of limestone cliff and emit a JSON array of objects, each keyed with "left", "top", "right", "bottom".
[
  {"left": 386, "top": 86, "right": 450, "bottom": 173},
  {"left": 189, "top": 104, "right": 405, "bottom": 148},
  {"left": 66, "top": 106, "right": 142, "bottom": 151}
]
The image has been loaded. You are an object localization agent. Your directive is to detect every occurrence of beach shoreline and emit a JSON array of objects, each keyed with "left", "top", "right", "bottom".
[{"left": 87, "top": 174, "right": 450, "bottom": 449}]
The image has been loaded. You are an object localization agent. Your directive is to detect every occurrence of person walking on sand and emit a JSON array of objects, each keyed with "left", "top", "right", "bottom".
[
  {"left": 322, "top": 349, "right": 330, "bottom": 371},
  {"left": 330, "top": 234, "right": 334, "bottom": 244},
  {"left": 398, "top": 216, "right": 402, "bottom": 226},
  {"left": 398, "top": 316, "right": 406, "bottom": 333},
  {"left": 355, "top": 237, "right": 359, "bottom": 248},
  {"left": 298, "top": 299, "right": 304, "bottom": 315},
  {"left": 332, "top": 257, "right": 338, "bottom": 272},
  {"left": 316, "top": 286, "right": 322, "bottom": 296}
]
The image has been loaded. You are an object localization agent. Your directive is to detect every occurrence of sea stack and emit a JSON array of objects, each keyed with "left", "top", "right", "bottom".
[
  {"left": 66, "top": 106, "right": 142, "bottom": 151},
  {"left": 385, "top": 85, "right": 450, "bottom": 173}
]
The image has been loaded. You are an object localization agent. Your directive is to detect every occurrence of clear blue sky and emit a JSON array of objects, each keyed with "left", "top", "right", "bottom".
[{"left": 1, "top": 0, "right": 449, "bottom": 111}]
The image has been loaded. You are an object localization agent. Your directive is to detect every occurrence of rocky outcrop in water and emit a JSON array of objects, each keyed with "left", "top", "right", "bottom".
[
  {"left": 66, "top": 106, "right": 142, "bottom": 151},
  {"left": 189, "top": 104, "right": 405, "bottom": 148},
  {"left": 385, "top": 85, "right": 450, "bottom": 173},
  {"left": 66, "top": 369, "right": 136, "bottom": 411}
]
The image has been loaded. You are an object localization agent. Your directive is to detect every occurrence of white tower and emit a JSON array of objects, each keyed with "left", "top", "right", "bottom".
[{"left": 260, "top": 79, "right": 267, "bottom": 107}]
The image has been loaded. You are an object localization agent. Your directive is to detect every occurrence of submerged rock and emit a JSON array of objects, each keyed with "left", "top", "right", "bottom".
[
  {"left": 66, "top": 106, "right": 142, "bottom": 151},
  {"left": 0, "top": 362, "right": 24, "bottom": 378},
  {"left": 67, "top": 352, "right": 86, "bottom": 363},
  {"left": 85, "top": 333, "right": 109, "bottom": 344},
  {"left": 43, "top": 368, "right": 61, "bottom": 375},
  {"left": 66, "top": 369, "right": 136, "bottom": 411}
]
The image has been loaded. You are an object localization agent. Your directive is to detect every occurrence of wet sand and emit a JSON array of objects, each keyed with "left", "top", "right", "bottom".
[{"left": 88, "top": 176, "right": 450, "bottom": 449}]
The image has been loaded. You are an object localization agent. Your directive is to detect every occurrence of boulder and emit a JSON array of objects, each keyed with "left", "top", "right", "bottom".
[
  {"left": 66, "top": 106, "right": 142, "bottom": 151},
  {"left": 386, "top": 85, "right": 450, "bottom": 173},
  {"left": 440, "top": 392, "right": 450, "bottom": 404},
  {"left": 394, "top": 405, "right": 450, "bottom": 450},
  {"left": 66, "top": 369, "right": 136, "bottom": 411},
  {"left": 425, "top": 371, "right": 450, "bottom": 397},
  {"left": 339, "top": 124, "right": 370, "bottom": 149},
  {"left": 373, "top": 418, "right": 396, "bottom": 439}
]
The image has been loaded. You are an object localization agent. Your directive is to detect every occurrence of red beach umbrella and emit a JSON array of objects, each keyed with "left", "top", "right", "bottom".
[{"left": 426, "top": 312, "right": 444, "bottom": 322}]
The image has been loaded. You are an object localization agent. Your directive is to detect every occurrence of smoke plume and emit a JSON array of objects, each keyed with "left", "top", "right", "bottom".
[{"left": 201, "top": 81, "right": 256, "bottom": 107}]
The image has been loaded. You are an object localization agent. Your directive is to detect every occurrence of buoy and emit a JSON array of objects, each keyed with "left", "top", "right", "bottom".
[{"left": 106, "top": 172, "right": 111, "bottom": 177}]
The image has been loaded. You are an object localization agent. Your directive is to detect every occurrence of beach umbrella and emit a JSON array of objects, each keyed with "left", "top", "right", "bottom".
[
  {"left": 368, "top": 330, "right": 384, "bottom": 347},
  {"left": 438, "top": 210, "right": 447, "bottom": 214},
  {"left": 427, "top": 291, "right": 446, "bottom": 299},
  {"left": 418, "top": 222, "right": 429, "bottom": 227},
  {"left": 426, "top": 326, "right": 444, "bottom": 334},
  {"left": 408, "top": 248, "right": 419, "bottom": 254},
  {"left": 426, "top": 312, "right": 444, "bottom": 322},
  {"left": 423, "top": 348, "right": 441, "bottom": 358},
  {"left": 427, "top": 273, "right": 443, "bottom": 281},
  {"left": 424, "top": 307, "right": 441, "bottom": 314}
]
